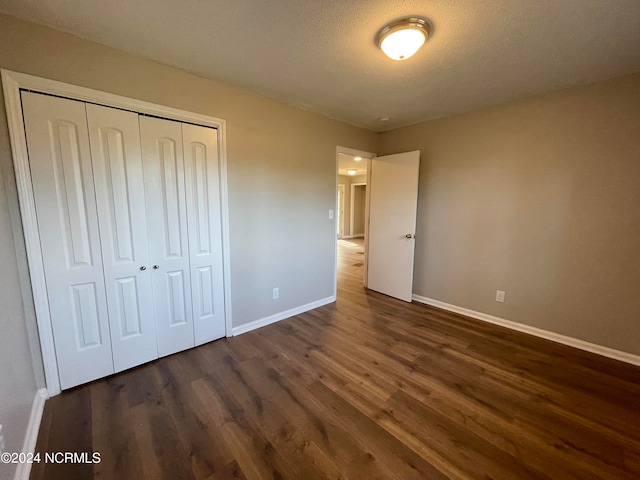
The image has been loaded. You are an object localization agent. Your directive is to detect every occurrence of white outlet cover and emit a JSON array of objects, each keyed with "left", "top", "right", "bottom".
[
  {"left": 496, "top": 290, "right": 506, "bottom": 303},
  {"left": 329, "top": 209, "right": 334, "bottom": 219}
]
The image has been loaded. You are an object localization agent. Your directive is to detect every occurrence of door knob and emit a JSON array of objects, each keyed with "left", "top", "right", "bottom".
[
  {"left": 153, "top": 265, "right": 160, "bottom": 270},
  {"left": 405, "top": 234, "right": 414, "bottom": 239},
  {"left": 139, "top": 266, "right": 147, "bottom": 271}
]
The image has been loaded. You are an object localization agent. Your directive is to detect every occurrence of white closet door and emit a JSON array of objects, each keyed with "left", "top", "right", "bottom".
[
  {"left": 86, "top": 104, "right": 158, "bottom": 372},
  {"left": 182, "top": 123, "right": 226, "bottom": 343},
  {"left": 139, "top": 116, "right": 195, "bottom": 357},
  {"left": 21, "top": 92, "right": 114, "bottom": 389}
]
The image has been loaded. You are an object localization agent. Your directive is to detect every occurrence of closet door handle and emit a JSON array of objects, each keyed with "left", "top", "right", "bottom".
[
  {"left": 153, "top": 265, "right": 160, "bottom": 270},
  {"left": 139, "top": 266, "right": 147, "bottom": 271}
]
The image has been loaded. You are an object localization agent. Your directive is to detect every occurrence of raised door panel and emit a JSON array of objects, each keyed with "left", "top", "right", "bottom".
[
  {"left": 21, "top": 92, "right": 114, "bottom": 389},
  {"left": 87, "top": 104, "right": 158, "bottom": 372},
  {"left": 182, "top": 123, "right": 226, "bottom": 343},
  {"left": 139, "top": 115, "right": 195, "bottom": 357}
]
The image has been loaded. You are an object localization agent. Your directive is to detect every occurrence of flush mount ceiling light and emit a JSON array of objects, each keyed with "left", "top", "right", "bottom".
[
  {"left": 354, "top": 156, "right": 362, "bottom": 161},
  {"left": 376, "top": 17, "right": 431, "bottom": 60},
  {"left": 347, "top": 169, "right": 358, "bottom": 175}
]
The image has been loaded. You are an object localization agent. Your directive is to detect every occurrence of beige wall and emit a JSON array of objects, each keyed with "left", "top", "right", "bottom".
[
  {"left": 352, "top": 184, "right": 367, "bottom": 236},
  {"left": 338, "top": 175, "right": 352, "bottom": 237},
  {"left": 0, "top": 13, "right": 376, "bottom": 469},
  {"left": 0, "top": 146, "right": 39, "bottom": 480},
  {"left": 338, "top": 174, "right": 366, "bottom": 237},
  {"left": 379, "top": 73, "right": 640, "bottom": 356}
]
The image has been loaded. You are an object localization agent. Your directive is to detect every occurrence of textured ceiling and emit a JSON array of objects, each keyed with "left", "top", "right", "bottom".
[
  {"left": 338, "top": 154, "right": 369, "bottom": 176},
  {"left": 2, "top": 0, "right": 639, "bottom": 131}
]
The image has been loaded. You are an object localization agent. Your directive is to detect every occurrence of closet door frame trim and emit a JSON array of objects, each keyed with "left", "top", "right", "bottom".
[{"left": 2, "top": 69, "right": 233, "bottom": 396}]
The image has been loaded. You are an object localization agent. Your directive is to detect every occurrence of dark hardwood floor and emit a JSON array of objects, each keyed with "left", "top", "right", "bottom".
[{"left": 31, "top": 238, "right": 640, "bottom": 479}]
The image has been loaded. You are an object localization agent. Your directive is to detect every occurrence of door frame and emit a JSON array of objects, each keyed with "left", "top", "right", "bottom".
[
  {"left": 2, "top": 69, "right": 233, "bottom": 396},
  {"left": 337, "top": 184, "right": 346, "bottom": 238},
  {"left": 334, "top": 146, "right": 375, "bottom": 296}
]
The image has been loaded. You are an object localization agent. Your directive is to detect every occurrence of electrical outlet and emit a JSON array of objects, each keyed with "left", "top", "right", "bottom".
[
  {"left": 272, "top": 287, "right": 279, "bottom": 300},
  {"left": 328, "top": 209, "right": 334, "bottom": 220},
  {"left": 0, "top": 424, "right": 5, "bottom": 454},
  {"left": 496, "top": 290, "right": 506, "bottom": 303}
]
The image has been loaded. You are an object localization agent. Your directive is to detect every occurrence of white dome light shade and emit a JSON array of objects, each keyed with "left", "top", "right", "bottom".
[
  {"left": 347, "top": 169, "right": 358, "bottom": 175},
  {"left": 380, "top": 29, "right": 426, "bottom": 60},
  {"left": 377, "top": 17, "right": 431, "bottom": 61}
]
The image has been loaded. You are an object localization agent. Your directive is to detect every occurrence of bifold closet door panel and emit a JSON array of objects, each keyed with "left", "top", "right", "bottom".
[
  {"left": 21, "top": 92, "right": 114, "bottom": 389},
  {"left": 86, "top": 104, "right": 158, "bottom": 372},
  {"left": 182, "top": 123, "right": 226, "bottom": 344},
  {"left": 139, "top": 115, "right": 195, "bottom": 357}
]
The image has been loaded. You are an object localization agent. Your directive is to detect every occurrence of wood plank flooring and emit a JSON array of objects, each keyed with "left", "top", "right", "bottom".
[{"left": 31, "top": 238, "right": 640, "bottom": 479}]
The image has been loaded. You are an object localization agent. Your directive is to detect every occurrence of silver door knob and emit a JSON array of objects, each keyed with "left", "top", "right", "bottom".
[
  {"left": 139, "top": 266, "right": 147, "bottom": 270},
  {"left": 405, "top": 234, "right": 414, "bottom": 239},
  {"left": 153, "top": 265, "right": 160, "bottom": 270}
]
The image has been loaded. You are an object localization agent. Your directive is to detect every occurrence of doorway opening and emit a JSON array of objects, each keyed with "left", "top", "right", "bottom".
[
  {"left": 335, "top": 146, "right": 375, "bottom": 296},
  {"left": 334, "top": 146, "right": 421, "bottom": 303}
]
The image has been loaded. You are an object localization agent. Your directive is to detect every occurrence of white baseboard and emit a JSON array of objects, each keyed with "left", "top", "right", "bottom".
[
  {"left": 13, "top": 388, "right": 48, "bottom": 480},
  {"left": 232, "top": 296, "right": 336, "bottom": 336},
  {"left": 412, "top": 294, "right": 640, "bottom": 367}
]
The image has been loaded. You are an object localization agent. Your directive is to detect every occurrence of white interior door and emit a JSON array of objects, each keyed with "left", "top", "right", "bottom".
[
  {"left": 86, "top": 104, "right": 158, "bottom": 372},
  {"left": 140, "top": 115, "right": 195, "bottom": 357},
  {"left": 182, "top": 123, "right": 226, "bottom": 344},
  {"left": 21, "top": 92, "right": 115, "bottom": 389},
  {"left": 367, "top": 150, "right": 420, "bottom": 302}
]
